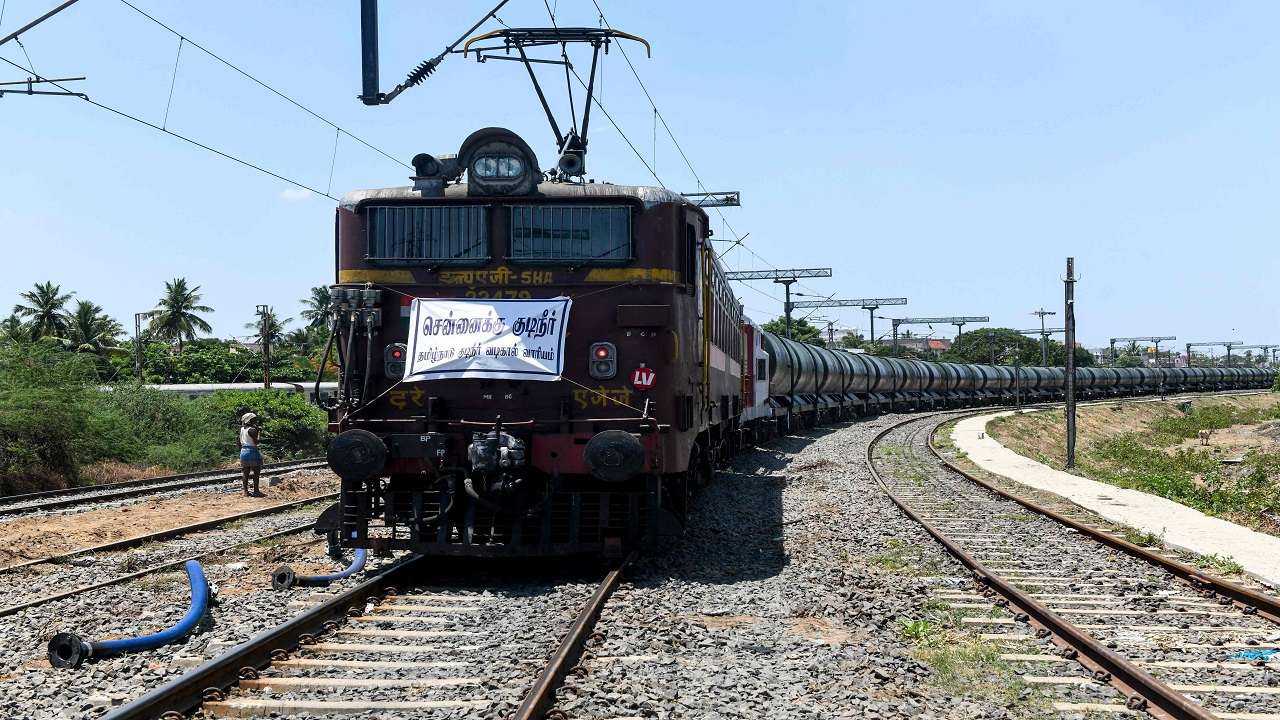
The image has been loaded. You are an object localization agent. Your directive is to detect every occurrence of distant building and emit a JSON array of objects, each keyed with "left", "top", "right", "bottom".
[{"left": 897, "top": 337, "right": 951, "bottom": 353}]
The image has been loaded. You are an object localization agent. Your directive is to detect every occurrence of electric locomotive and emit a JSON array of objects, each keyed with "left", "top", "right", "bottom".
[{"left": 319, "top": 127, "right": 742, "bottom": 558}]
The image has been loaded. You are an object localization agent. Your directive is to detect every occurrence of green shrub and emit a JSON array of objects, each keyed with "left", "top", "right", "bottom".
[
  {"left": 188, "top": 390, "right": 328, "bottom": 460},
  {"left": 0, "top": 344, "right": 330, "bottom": 491},
  {"left": 0, "top": 345, "right": 97, "bottom": 491}
]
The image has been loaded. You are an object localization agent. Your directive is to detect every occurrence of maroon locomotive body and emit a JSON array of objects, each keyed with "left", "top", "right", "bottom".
[{"left": 321, "top": 128, "right": 745, "bottom": 557}]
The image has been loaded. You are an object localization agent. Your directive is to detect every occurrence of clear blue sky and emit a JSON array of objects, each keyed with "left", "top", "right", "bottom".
[{"left": 1, "top": 1, "right": 1276, "bottom": 349}]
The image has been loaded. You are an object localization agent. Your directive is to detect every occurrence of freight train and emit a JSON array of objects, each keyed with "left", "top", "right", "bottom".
[{"left": 314, "top": 126, "right": 1274, "bottom": 559}]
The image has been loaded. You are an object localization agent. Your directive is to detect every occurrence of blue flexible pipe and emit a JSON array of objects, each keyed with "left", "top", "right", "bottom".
[
  {"left": 272, "top": 548, "right": 367, "bottom": 591},
  {"left": 48, "top": 560, "right": 210, "bottom": 669}
]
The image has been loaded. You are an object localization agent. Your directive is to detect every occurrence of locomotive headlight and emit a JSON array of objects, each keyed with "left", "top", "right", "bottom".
[
  {"left": 472, "top": 155, "right": 524, "bottom": 179},
  {"left": 589, "top": 342, "right": 617, "bottom": 379}
]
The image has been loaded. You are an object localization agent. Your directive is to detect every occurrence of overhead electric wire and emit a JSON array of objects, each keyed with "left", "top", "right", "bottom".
[
  {"left": 588, "top": 0, "right": 826, "bottom": 301},
  {"left": 116, "top": 0, "right": 410, "bottom": 171},
  {"left": 0, "top": 52, "right": 339, "bottom": 200}
]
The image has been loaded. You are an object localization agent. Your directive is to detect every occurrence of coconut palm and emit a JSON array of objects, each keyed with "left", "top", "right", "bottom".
[
  {"left": 62, "top": 301, "right": 125, "bottom": 355},
  {"left": 299, "top": 286, "right": 332, "bottom": 328},
  {"left": 12, "top": 281, "right": 73, "bottom": 340},
  {"left": 284, "top": 328, "right": 312, "bottom": 348},
  {"left": 146, "top": 278, "right": 213, "bottom": 352},
  {"left": 246, "top": 306, "right": 291, "bottom": 346},
  {"left": 0, "top": 314, "right": 32, "bottom": 345}
]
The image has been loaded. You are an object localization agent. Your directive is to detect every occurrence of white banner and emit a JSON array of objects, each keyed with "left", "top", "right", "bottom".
[{"left": 404, "top": 297, "right": 572, "bottom": 382}]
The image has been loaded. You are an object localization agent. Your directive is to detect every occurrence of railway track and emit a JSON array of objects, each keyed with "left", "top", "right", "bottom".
[
  {"left": 0, "top": 458, "right": 327, "bottom": 517},
  {"left": 871, "top": 411, "right": 1280, "bottom": 720},
  {"left": 101, "top": 556, "right": 630, "bottom": 720},
  {"left": 0, "top": 494, "right": 336, "bottom": 618}
]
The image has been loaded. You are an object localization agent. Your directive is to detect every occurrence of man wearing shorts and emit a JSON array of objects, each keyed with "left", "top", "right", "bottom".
[{"left": 239, "top": 412, "right": 263, "bottom": 496}]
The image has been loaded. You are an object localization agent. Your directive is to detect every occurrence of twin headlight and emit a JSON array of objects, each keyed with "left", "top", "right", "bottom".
[{"left": 472, "top": 155, "right": 524, "bottom": 179}]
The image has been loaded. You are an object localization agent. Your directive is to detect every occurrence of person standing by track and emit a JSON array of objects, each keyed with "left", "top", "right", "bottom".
[{"left": 239, "top": 413, "right": 264, "bottom": 497}]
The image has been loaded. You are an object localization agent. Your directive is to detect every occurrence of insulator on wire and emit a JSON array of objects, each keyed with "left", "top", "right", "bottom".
[{"left": 404, "top": 57, "right": 442, "bottom": 87}]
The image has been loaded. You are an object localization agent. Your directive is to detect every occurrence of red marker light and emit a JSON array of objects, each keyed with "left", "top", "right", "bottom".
[
  {"left": 594, "top": 346, "right": 610, "bottom": 359},
  {"left": 392, "top": 348, "right": 404, "bottom": 359}
]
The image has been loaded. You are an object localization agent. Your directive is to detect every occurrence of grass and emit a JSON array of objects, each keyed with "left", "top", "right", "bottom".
[
  {"left": 913, "top": 637, "right": 1036, "bottom": 709},
  {"left": 1195, "top": 553, "right": 1244, "bottom": 575},
  {"left": 878, "top": 444, "right": 905, "bottom": 458},
  {"left": 1121, "top": 526, "right": 1164, "bottom": 548},
  {"left": 872, "top": 539, "right": 948, "bottom": 577},
  {"left": 989, "top": 395, "right": 1280, "bottom": 533}
]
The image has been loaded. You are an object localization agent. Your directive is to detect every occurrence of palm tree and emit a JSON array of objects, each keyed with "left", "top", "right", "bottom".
[
  {"left": 284, "top": 328, "right": 311, "bottom": 348},
  {"left": 246, "top": 306, "right": 291, "bottom": 346},
  {"left": 62, "top": 301, "right": 125, "bottom": 355},
  {"left": 0, "top": 314, "right": 32, "bottom": 345},
  {"left": 147, "top": 278, "right": 213, "bottom": 352},
  {"left": 299, "top": 286, "right": 332, "bottom": 328},
  {"left": 12, "top": 281, "right": 73, "bottom": 340}
]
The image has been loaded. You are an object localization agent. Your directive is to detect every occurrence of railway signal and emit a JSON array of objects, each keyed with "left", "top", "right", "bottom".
[
  {"left": 790, "top": 296, "right": 908, "bottom": 349},
  {"left": 723, "top": 268, "right": 833, "bottom": 339}
]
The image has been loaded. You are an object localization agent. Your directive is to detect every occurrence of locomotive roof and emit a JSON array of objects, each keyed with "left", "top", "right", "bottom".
[{"left": 340, "top": 182, "right": 698, "bottom": 212}]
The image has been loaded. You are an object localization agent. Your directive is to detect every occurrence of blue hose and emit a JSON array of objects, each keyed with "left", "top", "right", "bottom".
[
  {"left": 272, "top": 548, "right": 367, "bottom": 591},
  {"left": 48, "top": 560, "right": 210, "bottom": 669}
]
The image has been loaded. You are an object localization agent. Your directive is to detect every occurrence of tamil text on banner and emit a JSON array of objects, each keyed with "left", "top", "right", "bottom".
[{"left": 404, "top": 297, "right": 571, "bottom": 381}]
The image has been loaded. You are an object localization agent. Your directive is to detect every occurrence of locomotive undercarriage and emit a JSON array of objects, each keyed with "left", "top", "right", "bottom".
[{"left": 340, "top": 472, "right": 670, "bottom": 557}]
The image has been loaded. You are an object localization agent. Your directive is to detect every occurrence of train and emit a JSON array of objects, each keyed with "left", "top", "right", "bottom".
[{"left": 315, "top": 126, "right": 1275, "bottom": 559}]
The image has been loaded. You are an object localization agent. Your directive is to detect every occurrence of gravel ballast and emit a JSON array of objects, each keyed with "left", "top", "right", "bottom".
[{"left": 556, "top": 413, "right": 1119, "bottom": 719}]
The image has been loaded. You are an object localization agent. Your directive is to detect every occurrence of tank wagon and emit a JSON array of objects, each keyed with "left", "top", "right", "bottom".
[{"left": 316, "top": 127, "right": 1274, "bottom": 560}]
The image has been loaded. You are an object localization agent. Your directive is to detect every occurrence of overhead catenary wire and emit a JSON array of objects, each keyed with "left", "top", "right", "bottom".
[
  {"left": 587, "top": 0, "right": 826, "bottom": 302},
  {"left": 0, "top": 53, "right": 340, "bottom": 200},
  {"left": 115, "top": 0, "right": 410, "bottom": 171}
]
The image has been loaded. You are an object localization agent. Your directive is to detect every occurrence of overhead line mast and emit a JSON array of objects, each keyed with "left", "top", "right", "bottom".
[
  {"left": 884, "top": 316, "right": 989, "bottom": 352},
  {"left": 790, "top": 297, "right": 908, "bottom": 349},
  {"left": 723, "top": 269, "right": 833, "bottom": 340}
]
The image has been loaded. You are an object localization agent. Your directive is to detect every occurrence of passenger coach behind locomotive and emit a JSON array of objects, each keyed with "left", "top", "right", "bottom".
[{"left": 320, "top": 127, "right": 741, "bottom": 558}]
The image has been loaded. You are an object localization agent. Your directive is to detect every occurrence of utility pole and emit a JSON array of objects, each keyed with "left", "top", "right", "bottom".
[
  {"left": 724, "top": 268, "right": 833, "bottom": 340},
  {"left": 988, "top": 330, "right": 997, "bottom": 365},
  {"left": 1064, "top": 257, "right": 1077, "bottom": 469},
  {"left": 1031, "top": 308, "right": 1057, "bottom": 366},
  {"left": 1015, "top": 328, "right": 1065, "bottom": 365},
  {"left": 133, "top": 312, "right": 146, "bottom": 383},
  {"left": 792, "top": 296, "right": 908, "bottom": 348},
  {"left": 256, "top": 304, "right": 271, "bottom": 388}
]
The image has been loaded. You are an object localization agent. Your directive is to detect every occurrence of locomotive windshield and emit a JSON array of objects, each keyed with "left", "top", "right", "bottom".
[
  {"left": 366, "top": 205, "right": 489, "bottom": 265},
  {"left": 509, "top": 205, "right": 631, "bottom": 264}
]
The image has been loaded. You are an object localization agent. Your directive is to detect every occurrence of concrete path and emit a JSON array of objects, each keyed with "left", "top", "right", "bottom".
[{"left": 951, "top": 411, "right": 1280, "bottom": 588}]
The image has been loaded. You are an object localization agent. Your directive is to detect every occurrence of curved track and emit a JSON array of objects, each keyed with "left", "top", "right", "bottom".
[{"left": 870, "top": 409, "right": 1280, "bottom": 720}]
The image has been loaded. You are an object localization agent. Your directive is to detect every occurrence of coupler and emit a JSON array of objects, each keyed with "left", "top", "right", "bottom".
[
  {"left": 271, "top": 548, "right": 367, "bottom": 591},
  {"left": 48, "top": 560, "right": 211, "bottom": 669}
]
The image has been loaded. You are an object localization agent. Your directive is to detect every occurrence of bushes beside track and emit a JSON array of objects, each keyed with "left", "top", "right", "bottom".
[{"left": 0, "top": 344, "right": 329, "bottom": 494}]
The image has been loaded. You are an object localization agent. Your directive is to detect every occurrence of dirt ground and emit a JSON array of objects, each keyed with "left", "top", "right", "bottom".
[
  {"left": 1171, "top": 418, "right": 1280, "bottom": 457},
  {"left": 987, "top": 393, "right": 1280, "bottom": 467},
  {"left": 0, "top": 468, "right": 338, "bottom": 568}
]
